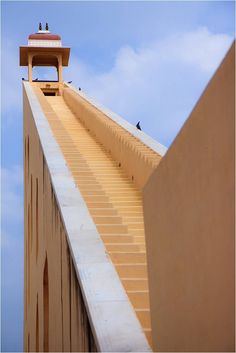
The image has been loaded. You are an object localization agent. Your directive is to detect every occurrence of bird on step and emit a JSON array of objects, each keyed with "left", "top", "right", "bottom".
[
  {"left": 136, "top": 121, "right": 142, "bottom": 130},
  {"left": 68, "top": 81, "right": 72, "bottom": 84}
]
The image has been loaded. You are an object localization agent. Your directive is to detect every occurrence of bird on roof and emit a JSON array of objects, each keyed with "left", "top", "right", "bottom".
[
  {"left": 39, "top": 22, "right": 42, "bottom": 31},
  {"left": 46, "top": 23, "right": 49, "bottom": 31},
  {"left": 35, "top": 78, "right": 38, "bottom": 81},
  {"left": 78, "top": 87, "right": 81, "bottom": 91},
  {"left": 136, "top": 121, "right": 142, "bottom": 130},
  {"left": 22, "top": 78, "right": 25, "bottom": 81},
  {"left": 68, "top": 81, "right": 72, "bottom": 84}
]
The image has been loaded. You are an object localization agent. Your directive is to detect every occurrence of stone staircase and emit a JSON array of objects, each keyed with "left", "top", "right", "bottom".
[{"left": 42, "top": 95, "right": 152, "bottom": 346}]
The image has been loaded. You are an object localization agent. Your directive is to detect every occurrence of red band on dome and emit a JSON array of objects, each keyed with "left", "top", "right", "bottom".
[{"left": 28, "top": 34, "right": 61, "bottom": 40}]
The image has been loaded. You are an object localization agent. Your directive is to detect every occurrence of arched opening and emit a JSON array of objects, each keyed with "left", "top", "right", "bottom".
[
  {"left": 43, "top": 256, "right": 49, "bottom": 352},
  {"left": 32, "top": 54, "right": 59, "bottom": 82},
  {"left": 32, "top": 66, "right": 58, "bottom": 82}
]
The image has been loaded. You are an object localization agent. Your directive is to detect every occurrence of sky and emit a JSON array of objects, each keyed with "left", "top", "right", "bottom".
[{"left": 1, "top": 1, "right": 235, "bottom": 351}]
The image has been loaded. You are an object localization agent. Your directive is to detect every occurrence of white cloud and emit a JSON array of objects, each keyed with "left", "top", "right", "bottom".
[
  {"left": 167, "top": 27, "right": 233, "bottom": 72},
  {"left": 2, "top": 27, "right": 233, "bottom": 145},
  {"left": 65, "top": 27, "right": 233, "bottom": 145}
]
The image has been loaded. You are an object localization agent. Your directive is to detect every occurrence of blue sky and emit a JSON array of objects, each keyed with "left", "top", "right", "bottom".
[{"left": 1, "top": 1, "right": 235, "bottom": 351}]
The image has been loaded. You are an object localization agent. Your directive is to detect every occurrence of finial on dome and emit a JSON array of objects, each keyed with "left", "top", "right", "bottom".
[
  {"left": 46, "top": 23, "right": 49, "bottom": 31},
  {"left": 39, "top": 22, "right": 42, "bottom": 31}
]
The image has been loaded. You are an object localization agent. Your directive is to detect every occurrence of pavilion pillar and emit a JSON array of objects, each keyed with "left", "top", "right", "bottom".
[
  {"left": 28, "top": 53, "right": 33, "bottom": 82},
  {"left": 58, "top": 55, "right": 63, "bottom": 83}
]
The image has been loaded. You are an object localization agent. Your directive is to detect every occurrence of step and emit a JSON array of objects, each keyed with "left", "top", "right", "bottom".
[
  {"left": 92, "top": 180, "right": 131, "bottom": 185},
  {"left": 114, "top": 206, "right": 143, "bottom": 212},
  {"left": 70, "top": 170, "right": 94, "bottom": 176},
  {"left": 86, "top": 202, "right": 113, "bottom": 208},
  {"left": 103, "top": 186, "right": 139, "bottom": 193},
  {"left": 86, "top": 161, "right": 116, "bottom": 166},
  {"left": 63, "top": 157, "right": 87, "bottom": 162},
  {"left": 80, "top": 190, "right": 105, "bottom": 196},
  {"left": 98, "top": 178, "right": 132, "bottom": 183},
  {"left": 103, "top": 191, "right": 141, "bottom": 197},
  {"left": 121, "top": 278, "right": 148, "bottom": 291},
  {"left": 111, "top": 200, "right": 142, "bottom": 207},
  {"left": 74, "top": 179, "right": 99, "bottom": 184},
  {"left": 122, "top": 216, "right": 144, "bottom": 222},
  {"left": 79, "top": 185, "right": 103, "bottom": 191},
  {"left": 127, "top": 223, "right": 145, "bottom": 230},
  {"left": 73, "top": 167, "right": 120, "bottom": 172},
  {"left": 130, "top": 229, "right": 145, "bottom": 236},
  {"left": 91, "top": 175, "right": 129, "bottom": 181},
  {"left": 135, "top": 309, "right": 151, "bottom": 328},
  {"left": 93, "top": 216, "right": 123, "bottom": 225},
  {"left": 83, "top": 195, "right": 110, "bottom": 203},
  {"left": 97, "top": 224, "right": 128, "bottom": 234},
  {"left": 110, "top": 196, "right": 142, "bottom": 202},
  {"left": 80, "top": 162, "right": 115, "bottom": 167},
  {"left": 89, "top": 209, "right": 118, "bottom": 216},
  {"left": 144, "top": 329, "right": 152, "bottom": 347},
  {"left": 115, "top": 264, "right": 147, "bottom": 278},
  {"left": 121, "top": 213, "right": 143, "bottom": 218},
  {"left": 133, "top": 236, "right": 145, "bottom": 243},
  {"left": 127, "top": 291, "right": 150, "bottom": 309},
  {"left": 105, "top": 244, "right": 143, "bottom": 252},
  {"left": 138, "top": 244, "right": 146, "bottom": 251},
  {"left": 101, "top": 235, "right": 135, "bottom": 244},
  {"left": 89, "top": 172, "right": 127, "bottom": 177},
  {"left": 110, "top": 252, "right": 146, "bottom": 264}
]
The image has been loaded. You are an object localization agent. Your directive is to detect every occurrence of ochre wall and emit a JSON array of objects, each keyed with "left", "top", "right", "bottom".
[
  {"left": 143, "top": 42, "right": 235, "bottom": 352},
  {"left": 23, "top": 89, "right": 96, "bottom": 352}
]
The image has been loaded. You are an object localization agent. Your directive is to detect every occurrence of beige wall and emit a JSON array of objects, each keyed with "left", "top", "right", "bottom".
[
  {"left": 143, "top": 42, "right": 235, "bottom": 352},
  {"left": 23, "top": 88, "right": 96, "bottom": 352}
]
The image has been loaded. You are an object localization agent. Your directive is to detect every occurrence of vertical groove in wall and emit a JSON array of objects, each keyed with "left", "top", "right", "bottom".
[
  {"left": 24, "top": 136, "right": 28, "bottom": 328},
  {"left": 43, "top": 256, "right": 49, "bottom": 352},
  {"left": 88, "top": 325, "right": 97, "bottom": 352},
  {"left": 60, "top": 229, "right": 64, "bottom": 351},
  {"left": 36, "top": 295, "right": 39, "bottom": 352},
  {"left": 50, "top": 185, "right": 54, "bottom": 242},
  {"left": 51, "top": 192, "right": 54, "bottom": 244},
  {"left": 30, "top": 175, "right": 33, "bottom": 252},
  {"left": 69, "top": 253, "right": 72, "bottom": 352},
  {"left": 27, "top": 204, "right": 30, "bottom": 305},
  {"left": 43, "top": 156, "right": 45, "bottom": 194},
  {"left": 36, "top": 178, "right": 39, "bottom": 262},
  {"left": 78, "top": 282, "right": 97, "bottom": 352},
  {"left": 28, "top": 333, "right": 30, "bottom": 353},
  {"left": 27, "top": 136, "right": 29, "bottom": 182},
  {"left": 24, "top": 137, "right": 27, "bottom": 183}
]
